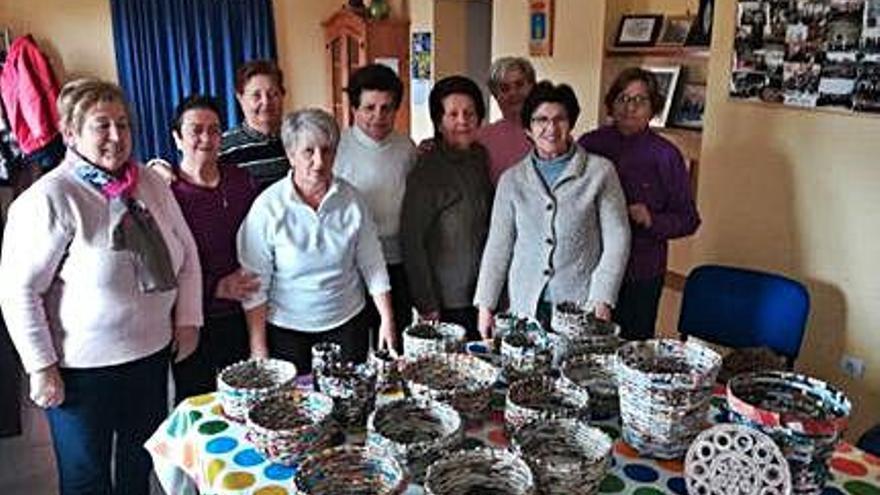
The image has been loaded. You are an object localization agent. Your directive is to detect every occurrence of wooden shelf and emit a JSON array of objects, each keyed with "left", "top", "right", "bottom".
[
  {"left": 605, "top": 46, "right": 710, "bottom": 59},
  {"left": 655, "top": 126, "right": 702, "bottom": 138}
]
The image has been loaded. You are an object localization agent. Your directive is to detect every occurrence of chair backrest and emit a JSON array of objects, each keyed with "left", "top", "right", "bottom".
[{"left": 678, "top": 264, "right": 810, "bottom": 364}]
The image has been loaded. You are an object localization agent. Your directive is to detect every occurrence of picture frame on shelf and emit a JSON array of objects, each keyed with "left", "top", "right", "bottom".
[
  {"left": 657, "top": 15, "right": 694, "bottom": 46},
  {"left": 642, "top": 65, "right": 682, "bottom": 127},
  {"left": 615, "top": 14, "right": 664, "bottom": 47},
  {"left": 685, "top": 0, "right": 715, "bottom": 46},
  {"left": 529, "top": 0, "right": 555, "bottom": 56},
  {"left": 671, "top": 83, "right": 707, "bottom": 129}
]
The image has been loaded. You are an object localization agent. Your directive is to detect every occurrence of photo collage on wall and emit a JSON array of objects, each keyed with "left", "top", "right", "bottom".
[{"left": 731, "top": 0, "right": 880, "bottom": 113}]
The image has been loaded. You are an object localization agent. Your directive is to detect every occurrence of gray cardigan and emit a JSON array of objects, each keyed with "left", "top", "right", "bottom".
[{"left": 473, "top": 145, "right": 630, "bottom": 317}]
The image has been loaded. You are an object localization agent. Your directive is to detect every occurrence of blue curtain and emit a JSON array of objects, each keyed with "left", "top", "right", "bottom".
[{"left": 110, "top": 0, "right": 277, "bottom": 161}]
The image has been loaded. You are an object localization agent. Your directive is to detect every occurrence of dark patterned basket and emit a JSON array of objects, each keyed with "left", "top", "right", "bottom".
[
  {"left": 501, "top": 323, "right": 554, "bottom": 381},
  {"left": 616, "top": 339, "right": 722, "bottom": 459},
  {"left": 727, "top": 371, "right": 851, "bottom": 494},
  {"left": 311, "top": 342, "right": 342, "bottom": 392},
  {"left": 403, "top": 322, "right": 466, "bottom": 358},
  {"left": 369, "top": 349, "right": 402, "bottom": 392},
  {"left": 561, "top": 353, "right": 619, "bottom": 419},
  {"left": 424, "top": 447, "right": 535, "bottom": 495},
  {"left": 367, "top": 398, "right": 464, "bottom": 483},
  {"left": 216, "top": 358, "right": 298, "bottom": 421},
  {"left": 245, "top": 390, "right": 338, "bottom": 465},
  {"left": 552, "top": 302, "right": 622, "bottom": 358},
  {"left": 512, "top": 417, "right": 613, "bottom": 495},
  {"left": 401, "top": 353, "right": 500, "bottom": 419},
  {"left": 292, "top": 445, "right": 407, "bottom": 495},
  {"left": 505, "top": 376, "right": 590, "bottom": 433},
  {"left": 317, "top": 361, "right": 377, "bottom": 427}
]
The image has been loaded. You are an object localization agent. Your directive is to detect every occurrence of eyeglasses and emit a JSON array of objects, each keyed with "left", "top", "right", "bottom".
[
  {"left": 530, "top": 115, "right": 569, "bottom": 128},
  {"left": 614, "top": 94, "right": 651, "bottom": 107}
]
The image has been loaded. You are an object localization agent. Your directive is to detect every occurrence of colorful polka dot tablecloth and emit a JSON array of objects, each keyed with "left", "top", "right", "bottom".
[{"left": 146, "top": 380, "right": 880, "bottom": 495}]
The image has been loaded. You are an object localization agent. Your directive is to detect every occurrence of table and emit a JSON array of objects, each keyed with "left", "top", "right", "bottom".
[{"left": 146, "top": 380, "right": 880, "bottom": 495}]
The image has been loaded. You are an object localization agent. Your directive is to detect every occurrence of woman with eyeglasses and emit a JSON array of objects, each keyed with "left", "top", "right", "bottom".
[
  {"left": 577, "top": 68, "right": 700, "bottom": 341},
  {"left": 168, "top": 95, "right": 260, "bottom": 403},
  {"left": 474, "top": 81, "right": 630, "bottom": 337}
]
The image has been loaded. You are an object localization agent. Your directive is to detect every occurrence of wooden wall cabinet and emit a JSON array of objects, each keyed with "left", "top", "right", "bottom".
[{"left": 322, "top": 8, "right": 411, "bottom": 135}]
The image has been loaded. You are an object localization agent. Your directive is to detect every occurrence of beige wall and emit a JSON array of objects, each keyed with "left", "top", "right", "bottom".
[
  {"left": 491, "top": 0, "right": 606, "bottom": 135},
  {"left": 0, "top": 0, "right": 117, "bottom": 82},
  {"left": 696, "top": 0, "right": 880, "bottom": 438}
]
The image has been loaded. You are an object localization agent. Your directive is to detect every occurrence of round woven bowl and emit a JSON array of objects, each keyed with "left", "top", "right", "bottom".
[
  {"left": 403, "top": 322, "right": 466, "bottom": 358},
  {"left": 512, "top": 417, "right": 613, "bottom": 495},
  {"left": 401, "top": 353, "right": 500, "bottom": 419},
  {"left": 292, "top": 445, "right": 407, "bottom": 495},
  {"left": 506, "top": 376, "right": 590, "bottom": 433},
  {"left": 424, "top": 447, "right": 535, "bottom": 495},
  {"left": 367, "top": 397, "right": 463, "bottom": 483},
  {"left": 245, "top": 390, "right": 337, "bottom": 465},
  {"left": 616, "top": 339, "right": 722, "bottom": 459},
  {"left": 550, "top": 301, "right": 591, "bottom": 337},
  {"left": 216, "top": 358, "right": 298, "bottom": 421},
  {"left": 552, "top": 303, "right": 622, "bottom": 359},
  {"left": 317, "top": 362, "right": 377, "bottom": 427},
  {"left": 501, "top": 325, "right": 554, "bottom": 382},
  {"left": 727, "top": 371, "right": 851, "bottom": 495},
  {"left": 369, "top": 349, "right": 402, "bottom": 391},
  {"left": 561, "top": 353, "right": 619, "bottom": 419}
]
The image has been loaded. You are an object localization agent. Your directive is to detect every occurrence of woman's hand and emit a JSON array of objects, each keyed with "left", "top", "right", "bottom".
[
  {"left": 29, "top": 365, "right": 65, "bottom": 408},
  {"left": 215, "top": 269, "right": 260, "bottom": 302},
  {"left": 146, "top": 158, "right": 178, "bottom": 184},
  {"left": 172, "top": 325, "right": 199, "bottom": 363},
  {"left": 377, "top": 317, "right": 397, "bottom": 355},
  {"left": 628, "top": 203, "right": 653, "bottom": 228},
  {"left": 592, "top": 302, "right": 613, "bottom": 322},
  {"left": 477, "top": 307, "right": 494, "bottom": 340}
]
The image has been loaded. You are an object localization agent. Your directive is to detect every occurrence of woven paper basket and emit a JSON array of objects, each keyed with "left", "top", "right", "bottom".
[
  {"left": 616, "top": 339, "right": 722, "bottom": 459},
  {"left": 561, "top": 353, "right": 619, "bottom": 419},
  {"left": 216, "top": 358, "right": 298, "bottom": 421},
  {"left": 424, "top": 447, "right": 536, "bottom": 495},
  {"left": 401, "top": 353, "right": 500, "bottom": 419},
  {"left": 403, "top": 322, "right": 466, "bottom": 358},
  {"left": 512, "top": 417, "right": 613, "bottom": 495},
  {"left": 292, "top": 445, "right": 407, "bottom": 495},
  {"left": 727, "top": 371, "right": 851, "bottom": 495},
  {"left": 245, "top": 389, "right": 337, "bottom": 466},
  {"left": 501, "top": 325, "right": 554, "bottom": 382},
  {"left": 367, "top": 397, "right": 463, "bottom": 483},
  {"left": 316, "top": 361, "right": 376, "bottom": 427},
  {"left": 505, "top": 375, "right": 590, "bottom": 434},
  {"left": 552, "top": 302, "right": 622, "bottom": 358},
  {"left": 311, "top": 342, "right": 341, "bottom": 392}
]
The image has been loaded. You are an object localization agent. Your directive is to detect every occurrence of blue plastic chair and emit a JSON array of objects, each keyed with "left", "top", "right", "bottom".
[{"left": 678, "top": 264, "right": 810, "bottom": 367}]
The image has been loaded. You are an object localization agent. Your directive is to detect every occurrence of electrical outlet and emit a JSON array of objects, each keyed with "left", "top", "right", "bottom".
[{"left": 840, "top": 354, "right": 865, "bottom": 379}]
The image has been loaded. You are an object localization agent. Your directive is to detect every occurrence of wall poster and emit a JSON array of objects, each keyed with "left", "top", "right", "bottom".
[{"left": 730, "top": 0, "right": 880, "bottom": 114}]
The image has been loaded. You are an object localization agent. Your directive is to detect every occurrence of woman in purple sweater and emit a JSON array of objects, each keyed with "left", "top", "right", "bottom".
[
  {"left": 578, "top": 68, "right": 701, "bottom": 341},
  {"left": 169, "top": 96, "right": 260, "bottom": 402}
]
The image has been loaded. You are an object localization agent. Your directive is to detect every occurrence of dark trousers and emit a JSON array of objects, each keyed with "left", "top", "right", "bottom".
[
  {"left": 0, "top": 309, "right": 22, "bottom": 437},
  {"left": 267, "top": 308, "right": 370, "bottom": 375},
  {"left": 440, "top": 306, "right": 481, "bottom": 341},
  {"left": 46, "top": 347, "right": 169, "bottom": 495},
  {"left": 365, "top": 263, "right": 413, "bottom": 354},
  {"left": 614, "top": 276, "right": 665, "bottom": 341},
  {"left": 172, "top": 311, "right": 249, "bottom": 403}
]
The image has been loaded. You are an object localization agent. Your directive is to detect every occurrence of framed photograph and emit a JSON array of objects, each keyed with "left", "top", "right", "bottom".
[
  {"left": 671, "top": 83, "right": 707, "bottom": 129},
  {"left": 685, "top": 0, "right": 715, "bottom": 46},
  {"left": 615, "top": 14, "right": 664, "bottom": 47},
  {"left": 642, "top": 65, "right": 682, "bottom": 127},
  {"left": 657, "top": 16, "right": 694, "bottom": 46}
]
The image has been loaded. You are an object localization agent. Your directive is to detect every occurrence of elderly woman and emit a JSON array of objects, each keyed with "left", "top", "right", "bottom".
[
  {"left": 169, "top": 95, "right": 260, "bottom": 402},
  {"left": 237, "top": 108, "right": 395, "bottom": 373},
  {"left": 0, "top": 79, "right": 202, "bottom": 495},
  {"left": 477, "top": 56, "right": 536, "bottom": 184},
  {"left": 578, "top": 68, "right": 700, "bottom": 340},
  {"left": 474, "top": 81, "right": 630, "bottom": 336},
  {"left": 401, "top": 76, "right": 492, "bottom": 338}
]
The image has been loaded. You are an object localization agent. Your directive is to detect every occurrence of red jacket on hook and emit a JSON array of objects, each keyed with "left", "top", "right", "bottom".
[{"left": 0, "top": 35, "right": 61, "bottom": 154}]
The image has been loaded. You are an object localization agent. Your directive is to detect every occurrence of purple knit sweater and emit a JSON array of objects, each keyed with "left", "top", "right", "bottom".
[{"left": 171, "top": 165, "right": 259, "bottom": 316}]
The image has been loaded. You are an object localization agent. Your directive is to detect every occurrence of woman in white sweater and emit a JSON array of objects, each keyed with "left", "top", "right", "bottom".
[{"left": 0, "top": 79, "right": 202, "bottom": 495}]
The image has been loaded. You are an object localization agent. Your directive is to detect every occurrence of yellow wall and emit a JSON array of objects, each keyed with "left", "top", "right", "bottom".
[
  {"left": 0, "top": 0, "right": 117, "bottom": 82},
  {"left": 491, "top": 0, "right": 607, "bottom": 135}
]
